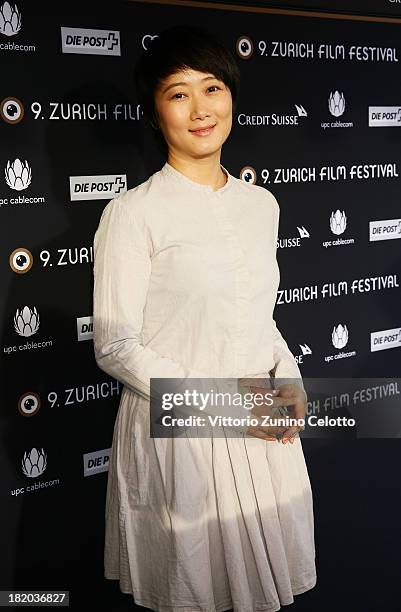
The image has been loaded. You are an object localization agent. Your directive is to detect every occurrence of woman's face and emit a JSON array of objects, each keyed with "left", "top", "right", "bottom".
[{"left": 153, "top": 68, "right": 233, "bottom": 159}]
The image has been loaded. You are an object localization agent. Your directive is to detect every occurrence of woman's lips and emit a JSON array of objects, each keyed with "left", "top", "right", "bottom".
[{"left": 189, "top": 125, "right": 216, "bottom": 136}]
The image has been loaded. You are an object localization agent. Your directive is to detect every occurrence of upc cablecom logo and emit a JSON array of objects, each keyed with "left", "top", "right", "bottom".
[
  {"left": 61, "top": 26, "right": 121, "bottom": 56},
  {"left": 0, "top": 2, "right": 22, "bottom": 36},
  {"left": 5, "top": 158, "right": 31, "bottom": 190},
  {"left": 22, "top": 447, "right": 47, "bottom": 478}
]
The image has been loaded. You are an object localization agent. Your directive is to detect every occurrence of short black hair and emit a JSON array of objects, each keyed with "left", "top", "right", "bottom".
[{"left": 133, "top": 24, "right": 241, "bottom": 149}]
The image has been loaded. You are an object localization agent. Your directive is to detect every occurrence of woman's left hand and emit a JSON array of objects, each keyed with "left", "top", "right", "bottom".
[{"left": 275, "top": 384, "right": 307, "bottom": 444}]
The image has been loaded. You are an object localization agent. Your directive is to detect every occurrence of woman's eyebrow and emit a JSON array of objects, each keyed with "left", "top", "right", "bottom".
[{"left": 162, "top": 75, "right": 217, "bottom": 94}]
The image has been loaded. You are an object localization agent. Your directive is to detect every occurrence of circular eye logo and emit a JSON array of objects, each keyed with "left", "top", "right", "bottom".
[
  {"left": 18, "top": 392, "right": 41, "bottom": 417},
  {"left": 240, "top": 166, "right": 257, "bottom": 184},
  {"left": 9, "top": 247, "right": 33, "bottom": 273},
  {"left": 1, "top": 97, "right": 24, "bottom": 124},
  {"left": 236, "top": 36, "right": 253, "bottom": 59}
]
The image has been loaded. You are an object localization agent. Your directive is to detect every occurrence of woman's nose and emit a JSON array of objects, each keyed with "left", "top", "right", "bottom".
[{"left": 190, "top": 95, "right": 210, "bottom": 119}]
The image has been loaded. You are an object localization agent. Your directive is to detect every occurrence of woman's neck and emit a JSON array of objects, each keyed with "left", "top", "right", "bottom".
[{"left": 167, "top": 156, "right": 226, "bottom": 191}]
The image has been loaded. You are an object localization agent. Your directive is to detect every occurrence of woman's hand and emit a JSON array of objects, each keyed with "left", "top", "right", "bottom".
[
  {"left": 238, "top": 382, "right": 306, "bottom": 444},
  {"left": 270, "top": 384, "right": 307, "bottom": 444},
  {"left": 239, "top": 382, "right": 297, "bottom": 443}
]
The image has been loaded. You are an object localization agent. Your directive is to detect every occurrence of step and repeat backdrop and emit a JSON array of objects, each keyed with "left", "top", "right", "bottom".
[{"left": 1, "top": 0, "right": 401, "bottom": 608}]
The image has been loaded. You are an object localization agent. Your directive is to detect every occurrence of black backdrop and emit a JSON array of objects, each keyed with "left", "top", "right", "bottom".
[{"left": 1, "top": 1, "right": 401, "bottom": 610}]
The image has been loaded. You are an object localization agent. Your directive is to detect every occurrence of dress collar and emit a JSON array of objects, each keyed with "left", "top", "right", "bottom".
[{"left": 160, "top": 161, "right": 233, "bottom": 195}]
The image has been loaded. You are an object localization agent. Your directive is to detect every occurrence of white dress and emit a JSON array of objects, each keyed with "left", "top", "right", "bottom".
[{"left": 92, "top": 161, "right": 317, "bottom": 612}]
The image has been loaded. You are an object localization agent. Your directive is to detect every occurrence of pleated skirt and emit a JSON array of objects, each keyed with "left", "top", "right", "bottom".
[{"left": 104, "top": 387, "right": 317, "bottom": 612}]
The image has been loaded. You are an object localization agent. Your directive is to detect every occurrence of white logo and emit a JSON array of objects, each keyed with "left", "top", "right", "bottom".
[
  {"left": 69, "top": 174, "right": 127, "bottom": 201},
  {"left": 297, "top": 226, "right": 310, "bottom": 238},
  {"left": 0, "top": 1, "right": 21, "bottom": 37},
  {"left": 14, "top": 306, "right": 40, "bottom": 337},
  {"left": 22, "top": 447, "right": 47, "bottom": 478},
  {"left": 238, "top": 103, "right": 308, "bottom": 128},
  {"left": 370, "top": 218, "right": 401, "bottom": 241},
  {"left": 332, "top": 324, "right": 349, "bottom": 349},
  {"left": 141, "top": 34, "right": 158, "bottom": 50},
  {"left": 371, "top": 327, "right": 401, "bottom": 352},
  {"left": 330, "top": 209, "right": 347, "bottom": 235},
  {"left": 276, "top": 225, "right": 310, "bottom": 249},
  {"left": 83, "top": 449, "right": 110, "bottom": 476},
  {"left": 329, "top": 90, "right": 345, "bottom": 117},
  {"left": 61, "top": 27, "right": 121, "bottom": 56},
  {"left": 294, "top": 104, "right": 307, "bottom": 117},
  {"left": 5, "top": 158, "right": 31, "bottom": 190},
  {"left": 369, "top": 106, "right": 401, "bottom": 127},
  {"left": 77, "top": 316, "right": 93, "bottom": 341},
  {"left": 299, "top": 343, "right": 312, "bottom": 355}
]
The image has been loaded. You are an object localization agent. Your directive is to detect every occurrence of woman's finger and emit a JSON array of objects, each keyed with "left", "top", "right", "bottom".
[
  {"left": 281, "top": 426, "right": 301, "bottom": 437},
  {"left": 246, "top": 426, "right": 277, "bottom": 442}
]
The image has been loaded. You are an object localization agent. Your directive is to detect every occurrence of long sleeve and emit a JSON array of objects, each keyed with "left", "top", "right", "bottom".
[
  {"left": 92, "top": 195, "right": 248, "bottom": 433},
  {"left": 268, "top": 195, "right": 305, "bottom": 392}
]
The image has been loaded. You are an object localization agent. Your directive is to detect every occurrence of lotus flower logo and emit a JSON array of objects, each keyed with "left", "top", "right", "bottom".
[
  {"left": 5, "top": 158, "right": 31, "bottom": 191},
  {"left": 330, "top": 209, "right": 347, "bottom": 235},
  {"left": 14, "top": 306, "right": 40, "bottom": 337},
  {"left": 332, "top": 324, "right": 349, "bottom": 349},
  {"left": 329, "top": 90, "right": 345, "bottom": 117},
  {"left": 22, "top": 448, "right": 47, "bottom": 478},
  {"left": 0, "top": 2, "right": 21, "bottom": 36}
]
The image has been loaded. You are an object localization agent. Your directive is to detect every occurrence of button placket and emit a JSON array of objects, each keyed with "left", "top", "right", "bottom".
[{"left": 211, "top": 195, "right": 250, "bottom": 376}]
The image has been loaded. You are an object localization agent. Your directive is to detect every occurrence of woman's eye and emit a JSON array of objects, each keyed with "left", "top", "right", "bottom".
[{"left": 171, "top": 86, "right": 221, "bottom": 100}]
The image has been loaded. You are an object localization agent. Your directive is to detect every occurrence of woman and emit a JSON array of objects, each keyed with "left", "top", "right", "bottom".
[{"left": 93, "top": 24, "right": 316, "bottom": 612}]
